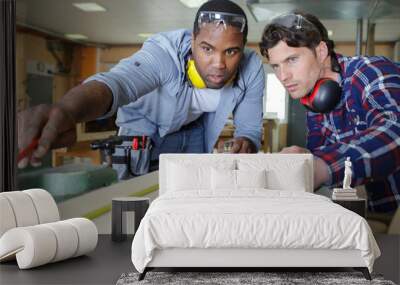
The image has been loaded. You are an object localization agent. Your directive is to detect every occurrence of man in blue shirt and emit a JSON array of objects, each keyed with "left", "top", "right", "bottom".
[
  {"left": 259, "top": 11, "right": 400, "bottom": 213},
  {"left": 18, "top": 0, "right": 265, "bottom": 179}
]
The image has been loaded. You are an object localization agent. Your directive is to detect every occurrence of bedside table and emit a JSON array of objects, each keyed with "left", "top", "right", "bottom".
[
  {"left": 332, "top": 198, "right": 366, "bottom": 218},
  {"left": 112, "top": 197, "right": 150, "bottom": 242}
]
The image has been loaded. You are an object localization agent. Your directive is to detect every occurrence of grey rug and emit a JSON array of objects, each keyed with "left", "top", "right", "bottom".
[{"left": 116, "top": 271, "right": 396, "bottom": 285}]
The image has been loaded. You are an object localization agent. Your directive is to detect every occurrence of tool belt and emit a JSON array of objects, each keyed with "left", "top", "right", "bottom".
[{"left": 111, "top": 135, "right": 152, "bottom": 179}]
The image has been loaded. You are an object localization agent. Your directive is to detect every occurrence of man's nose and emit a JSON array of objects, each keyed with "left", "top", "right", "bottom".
[
  {"left": 278, "top": 66, "right": 291, "bottom": 82},
  {"left": 212, "top": 53, "right": 226, "bottom": 69}
]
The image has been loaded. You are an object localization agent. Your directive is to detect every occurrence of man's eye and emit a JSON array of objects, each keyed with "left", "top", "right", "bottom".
[
  {"left": 226, "top": 49, "right": 237, "bottom": 56},
  {"left": 288, "top": 57, "right": 298, "bottom": 63},
  {"left": 202, "top": 46, "right": 212, "bottom": 53}
]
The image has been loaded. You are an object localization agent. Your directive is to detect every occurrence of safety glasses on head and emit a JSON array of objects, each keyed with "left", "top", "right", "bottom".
[
  {"left": 198, "top": 11, "right": 246, "bottom": 33},
  {"left": 269, "top": 13, "right": 319, "bottom": 34}
]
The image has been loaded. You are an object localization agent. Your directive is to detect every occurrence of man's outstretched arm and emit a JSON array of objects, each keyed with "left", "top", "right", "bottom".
[{"left": 18, "top": 80, "right": 112, "bottom": 167}]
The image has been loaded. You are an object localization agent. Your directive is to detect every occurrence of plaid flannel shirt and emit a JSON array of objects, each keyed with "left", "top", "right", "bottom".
[{"left": 307, "top": 54, "right": 400, "bottom": 213}]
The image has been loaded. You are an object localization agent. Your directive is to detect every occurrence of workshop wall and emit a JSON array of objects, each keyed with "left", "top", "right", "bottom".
[{"left": 16, "top": 29, "right": 78, "bottom": 112}]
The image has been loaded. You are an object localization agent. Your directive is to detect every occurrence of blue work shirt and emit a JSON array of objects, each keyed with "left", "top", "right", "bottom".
[{"left": 86, "top": 29, "right": 264, "bottom": 152}]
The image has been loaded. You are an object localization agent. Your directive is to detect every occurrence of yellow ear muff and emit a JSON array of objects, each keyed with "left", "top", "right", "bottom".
[{"left": 187, "top": 59, "right": 207, "bottom": 89}]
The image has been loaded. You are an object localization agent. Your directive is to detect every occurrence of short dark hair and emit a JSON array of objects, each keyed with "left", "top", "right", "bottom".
[
  {"left": 193, "top": 0, "right": 248, "bottom": 44},
  {"left": 259, "top": 10, "right": 336, "bottom": 66}
]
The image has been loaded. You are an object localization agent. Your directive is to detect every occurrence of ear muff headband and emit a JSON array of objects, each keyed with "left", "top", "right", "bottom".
[
  {"left": 300, "top": 78, "right": 341, "bottom": 113},
  {"left": 187, "top": 59, "right": 207, "bottom": 89}
]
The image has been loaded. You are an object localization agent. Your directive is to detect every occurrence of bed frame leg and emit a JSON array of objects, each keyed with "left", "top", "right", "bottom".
[
  {"left": 354, "top": 267, "right": 371, "bottom": 280},
  {"left": 138, "top": 268, "right": 148, "bottom": 281}
]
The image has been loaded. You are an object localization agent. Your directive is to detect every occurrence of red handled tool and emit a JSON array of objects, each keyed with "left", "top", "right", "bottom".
[
  {"left": 132, "top": 137, "right": 139, "bottom": 150},
  {"left": 142, "top": 136, "right": 146, "bottom": 150},
  {"left": 17, "top": 138, "right": 39, "bottom": 163}
]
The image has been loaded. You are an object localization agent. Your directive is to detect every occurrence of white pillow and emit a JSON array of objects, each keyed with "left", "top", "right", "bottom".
[
  {"left": 238, "top": 158, "right": 309, "bottom": 192},
  {"left": 211, "top": 169, "right": 267, "bottom": 191},
  {"left": 167, "top": 159, "right": 236, "bottom": 192},
  {"left": 168, "top": 162, "right": 210, "bottom": 191},
  {"left": 236, "top": 169, "right": 267, "bottom": 189},
  {"left": 211, "top": 168, "right": 236, "bottom": 190},
  {"left": 265, "top": 162, "right": 307, "bottom": 191}
]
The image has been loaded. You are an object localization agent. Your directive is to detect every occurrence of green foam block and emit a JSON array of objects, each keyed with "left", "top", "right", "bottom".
[{"left": 17, "top": 164, "right": 118, "bottom": 202}]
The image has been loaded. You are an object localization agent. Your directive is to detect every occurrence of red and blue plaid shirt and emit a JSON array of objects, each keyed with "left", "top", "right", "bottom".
[{"left": 307, "top": 54, "right": 400, "bottom": 213}]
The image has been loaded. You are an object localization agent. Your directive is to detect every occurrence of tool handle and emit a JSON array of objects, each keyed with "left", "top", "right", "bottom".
[{"left": 17, "top": 138, "right": 39, "bottom": 163}]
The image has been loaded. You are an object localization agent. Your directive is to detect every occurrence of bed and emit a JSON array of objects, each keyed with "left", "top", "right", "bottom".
[{"left": 131, "top": 153, "right": 380, "bottom": 280}]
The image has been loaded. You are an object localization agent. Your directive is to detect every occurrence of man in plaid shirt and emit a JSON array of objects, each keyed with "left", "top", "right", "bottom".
[{"left": 260, "top": 11, "right": 400, "bottom": 214}]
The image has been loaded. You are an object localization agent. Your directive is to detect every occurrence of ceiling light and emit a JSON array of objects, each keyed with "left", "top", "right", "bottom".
[
  {"left": 138, "top": 33, "right": 154, "bottom": 38},
  {"left": 328, "top": 30, "right": 333, "bottom": 37},
  {"left": 65, "top": 34, "right": 88, "bottom": 40},
  {"left": 73, "top": 3, "right": 106, "bottom": 12},
  {"left": 179, "top": 0, "right": 208, "bottom": 8}
]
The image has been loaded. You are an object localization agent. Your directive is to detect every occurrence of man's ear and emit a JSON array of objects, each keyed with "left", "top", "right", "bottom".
[{"left": 316, "top": 41, "right": 329, "bottom": 63}]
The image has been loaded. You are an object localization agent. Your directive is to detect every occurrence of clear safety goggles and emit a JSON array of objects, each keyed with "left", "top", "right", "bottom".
[
  {"left": 198, "top": 11, "right": 246, "bottom": 32},
  {"left": 269, "top": 13, "right": 319, "bottom": 33}
]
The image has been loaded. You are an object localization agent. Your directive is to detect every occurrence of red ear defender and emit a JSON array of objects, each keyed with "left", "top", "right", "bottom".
[{"left": 300, "top": 78, "right": 341, "bottom": 113}]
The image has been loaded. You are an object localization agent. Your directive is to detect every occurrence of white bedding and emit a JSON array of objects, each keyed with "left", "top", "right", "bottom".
[{"left": 131, "top": 190, "right": 380, "bottom": 273}]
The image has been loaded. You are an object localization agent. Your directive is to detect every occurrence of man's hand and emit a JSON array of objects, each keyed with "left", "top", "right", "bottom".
[
  {"left": 280, "top": 145, "right": 329, "bottom": 189},
  {"left": 313, "top": 156, "right": 330, "bottom": 189},
  {"left": 217, "top": 137, "right": 257, "bottom": 153},
  {"left": 17, "top": 81, "right": 114, "bottom": 168},
  {"left": 17, "top": 104, "right": 77, "bottom": 168},
  {"left": 280, "top": 145, "right": 310, "bottom": 154}
]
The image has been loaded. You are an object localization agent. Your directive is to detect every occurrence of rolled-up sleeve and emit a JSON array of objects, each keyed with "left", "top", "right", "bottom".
[{"left": 84, "top": 39, "right": 175, "bottom": 119}]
